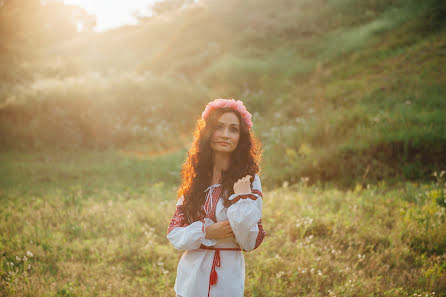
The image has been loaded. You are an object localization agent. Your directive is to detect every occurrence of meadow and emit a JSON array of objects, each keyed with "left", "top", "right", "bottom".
[{"left": 1, "top": 151, "right": 445, "bottom": 296}]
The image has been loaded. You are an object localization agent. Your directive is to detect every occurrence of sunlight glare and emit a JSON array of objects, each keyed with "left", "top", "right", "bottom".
[
  {"left": 76, "top": 22, "right": 84, "bottom": 32},
  {"left": 62, "top": 0, "right": 159, "bottom": 31}
]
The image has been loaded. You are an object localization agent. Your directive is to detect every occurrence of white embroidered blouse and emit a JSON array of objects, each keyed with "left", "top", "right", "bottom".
[{"left": 167, "top": 174, "right": 266, "bottom": 297}]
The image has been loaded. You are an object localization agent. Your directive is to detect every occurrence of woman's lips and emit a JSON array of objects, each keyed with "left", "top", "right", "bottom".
[{"left": 218, "top": 142, "right": 229, "bottom": 145}]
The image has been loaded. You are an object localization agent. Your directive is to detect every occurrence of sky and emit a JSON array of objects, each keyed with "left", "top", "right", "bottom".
[{"left": 62, "top": 0, "right": 160, "bottom": 32}]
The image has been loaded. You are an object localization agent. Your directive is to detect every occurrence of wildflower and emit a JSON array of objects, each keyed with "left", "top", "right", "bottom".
[
  {"left": 300, "top": 177, "right": 310, "bottom": 184},
  {"left": 26, "top": 251, "right": 33, "bottom": 258},
  {"left": 15, "top": 256, "right": 20, "bottom": 261},
  {"left": 275, "top": 271, "right": 285, "bottom": 278}
]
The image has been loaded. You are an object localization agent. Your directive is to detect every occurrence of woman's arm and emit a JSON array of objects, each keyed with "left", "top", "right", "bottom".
[
  {"left": 167, "top": 197, "right": 217, "bottom": 250},
  {"left": 226, "top": 174, "right": 266, "bottom": 251}
]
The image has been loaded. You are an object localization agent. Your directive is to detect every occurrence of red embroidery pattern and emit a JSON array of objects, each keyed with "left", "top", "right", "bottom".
[
  {"left": 228, "top": 193, "right": 258, "bottom": 206},
  {"left": 167, "top": 204, "right": 188, "bottom": 234},
  {"left": 252, "top": 189, "right": 263, "bottom": 198},
  {"left": 254, "top": 219, "right": 266, "bottom": 249},
  {"left": 167, "top": 185, "right": 223, "bottom": 235},
  {"left": 168, "top": 185, "right": 266, "bottom": 250},
  {"left": 203, "top": 185, "right": 222, "bottom": 222}
]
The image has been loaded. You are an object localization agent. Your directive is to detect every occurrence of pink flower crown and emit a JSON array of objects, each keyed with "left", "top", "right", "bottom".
[{"left": 201, "top": 99, "right": 253, "bottom": 129}]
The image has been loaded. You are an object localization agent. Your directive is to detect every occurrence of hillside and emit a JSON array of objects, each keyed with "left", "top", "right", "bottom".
[{"left": 0, "top": 0, "right": 445, "bottom": 187}]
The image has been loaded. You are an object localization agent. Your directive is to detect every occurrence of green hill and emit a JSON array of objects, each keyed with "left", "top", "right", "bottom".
[{"left": 0, "top": 0, "right": 445, "bottom": 187}]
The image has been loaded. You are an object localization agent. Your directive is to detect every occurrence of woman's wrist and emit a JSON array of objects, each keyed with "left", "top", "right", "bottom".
[
  {"left": 204, "top": 225, "right": 210, "bottom": 239},
  {"left": 204, "top": 225, "right": 215, "bottom": 239},
  {"left": 234, "top": 189, "right": 252, "bottom": 195}
]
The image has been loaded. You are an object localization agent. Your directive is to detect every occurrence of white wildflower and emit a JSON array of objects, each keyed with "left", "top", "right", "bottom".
[{"left": 275, "top": 271, "right": 285, "bottom": 278}]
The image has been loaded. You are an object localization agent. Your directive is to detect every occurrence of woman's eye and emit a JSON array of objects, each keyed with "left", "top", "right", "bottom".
[{"left": 231, "top": 127, "right": 239, "bottom": 133}]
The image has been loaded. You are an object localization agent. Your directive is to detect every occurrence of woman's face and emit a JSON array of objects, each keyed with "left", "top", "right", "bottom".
[{"left": 210, "top": 112, "right": 241, "bottom": 154}]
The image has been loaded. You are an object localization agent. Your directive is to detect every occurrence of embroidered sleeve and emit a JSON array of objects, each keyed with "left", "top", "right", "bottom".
[
  {"left": 167, "top": 196, "right": 216, "bottom": 250},
  {"left": 226, "top": 174, "right": 266, "bottom": 252},
  {"left": 167, "top": 197, "right": 189, "bottom": 234}
]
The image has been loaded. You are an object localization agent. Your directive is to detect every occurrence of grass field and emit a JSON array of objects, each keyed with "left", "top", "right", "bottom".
[{"left": 1, "top": 151, "right": 445, "bottom": 296}]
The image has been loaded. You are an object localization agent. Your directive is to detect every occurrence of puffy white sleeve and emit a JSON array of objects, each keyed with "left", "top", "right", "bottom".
[
  {"left": 166, "top": 196, "right": 216, "bottom": 250},
  {"left": 226, "top": 174, "right": 266, "bottom": 252}
]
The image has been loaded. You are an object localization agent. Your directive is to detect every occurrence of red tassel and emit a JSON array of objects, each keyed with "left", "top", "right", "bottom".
[
  {"left": 210, "top": 268, "right": 218, "bottom": 285},
  {"left": 209, "top": 250, "right": 221, "bottom": 286}
]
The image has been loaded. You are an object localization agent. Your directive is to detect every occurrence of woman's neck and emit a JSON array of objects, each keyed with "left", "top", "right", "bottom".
[{"left": 211, "top": 152, "right": 231, "bottom": 184}]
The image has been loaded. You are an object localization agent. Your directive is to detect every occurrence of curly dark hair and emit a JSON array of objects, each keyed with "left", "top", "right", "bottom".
[{"left": 178, "top": 107, "right": 262, "bottom": 223}]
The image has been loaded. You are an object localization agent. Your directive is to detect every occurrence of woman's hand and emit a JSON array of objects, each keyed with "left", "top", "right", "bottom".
[
  {"left": 205, "top": 220, "right": 234, "bottom": 239},
  {"left": 233, "top": 175, "right": 252, "bottom": 194}
]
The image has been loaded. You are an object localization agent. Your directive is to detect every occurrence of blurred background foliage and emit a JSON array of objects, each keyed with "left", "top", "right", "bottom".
[{"left": 0, "top": 0, "right": 445, "bottom": 187}]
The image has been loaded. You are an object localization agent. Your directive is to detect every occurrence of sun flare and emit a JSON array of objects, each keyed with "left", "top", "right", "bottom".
[{"left": 62, "top": 0, "right": 157, "bottom": 31}]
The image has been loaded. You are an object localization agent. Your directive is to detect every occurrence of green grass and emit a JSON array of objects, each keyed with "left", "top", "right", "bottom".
[
  {"left": 0, "top": 152, "right": 445, "bottom": 296},
  {"left": 0, "top": 149, "right": 185, "bottom": 195}
]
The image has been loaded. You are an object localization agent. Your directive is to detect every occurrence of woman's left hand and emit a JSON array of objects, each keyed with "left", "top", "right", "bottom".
[{"left": 233, "top": 175, "right": 252, "bottom": 194}]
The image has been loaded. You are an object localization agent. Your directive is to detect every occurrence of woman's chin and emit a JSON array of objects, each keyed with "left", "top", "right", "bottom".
[{"left": 211, "top": 146, "right": 234, "bottom": 154}]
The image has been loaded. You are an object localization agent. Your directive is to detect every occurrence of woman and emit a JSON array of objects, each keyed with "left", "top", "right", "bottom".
[{"left": 167, "top": 98, "right": 266, "bottom": 297}]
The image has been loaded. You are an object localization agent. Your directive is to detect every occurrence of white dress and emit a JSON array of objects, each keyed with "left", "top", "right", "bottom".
[{"left": 167, "top": 174, "right": 266, "bottom": 297}]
